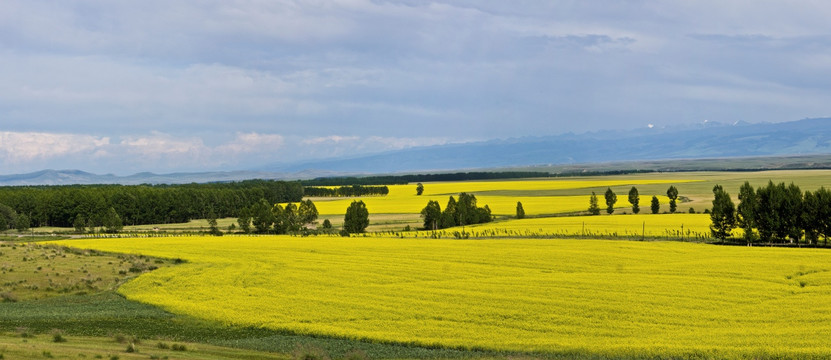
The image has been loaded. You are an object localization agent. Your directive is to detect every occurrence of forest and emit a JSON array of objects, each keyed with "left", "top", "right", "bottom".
[{"left": 0, "top": 180, "right": 303, "bottom": 228}]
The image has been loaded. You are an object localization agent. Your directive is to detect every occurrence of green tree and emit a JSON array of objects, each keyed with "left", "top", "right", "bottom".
[
  {"left": 416, "top": 183, "right": 424, "bottom": 196},
  {"left": 604, "top": 188, "right": 617, "bottom": 215},
  {"left": 441, "top": 196, "right": 457, "bottom": 228},
  {"left": 784, "top": 183, "right": 804, "bottom": 244},
  {"left": 102, "top": 207, "right": 123, "bottom": 233},
  {"left": 420, "top": 200, "right": 442, "bottom": 230},
  {"left": 815, "top": 187, "right": 831, "bottom": 246},
  {"left": 666, "top": 186, "right": 679, "bottom": 213},
  {"left": 250, "top": 199, "right": 274, "bottom": 234},
  {"left": 16, "top": 213, "right": 30, "bottom": 232},
  {"left": 737, "top": 181, "right": 757, "bottom": 245},
  {"left": 588, "top": 192, "right": 600, "bottom": 215},
  {"left": 628, "top": 187, "right": 640, "bottom": 214},
  {"left": 0, "top": 215, "right": 6, "bottom": 232},
  {"left": 298, "top": 199, "right": 319, "bottom": 226},
  {"left": 321, "top": 218, "right": 333, "bottom": 230},
  {"left": 710, "top": 185, "right": 736, "bottom": 242},
  {"left": 73, "top": 215, "right": 86, "bottom": 234},
  {"left": 237, "top": 208, "right": 252, "bottom": 234},
  {"left": 650, "top": 196, "right": 660, "bottom": 214},
  {"left": 802, "top": 190, "right": 820, "bottom": 245},
  {"left": 516, "top": 201, "right": 525, "bottom": 219},
  {"left": 343, "top": 200, "right": 369, "bottom": 233},
  {"left": 206, "top": 209, "right": 222, "bottom": 236}
]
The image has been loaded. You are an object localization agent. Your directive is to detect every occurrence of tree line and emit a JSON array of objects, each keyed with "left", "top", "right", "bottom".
[
  {"left": 0, "top": 180, "right": 303, "bottom": 228},
  {"left": 586, "top": 185, "right": 681, "bottom": 215},
  {"left": 300, "top": 172, "right": 552, "bottom": 186},
  {"left": 420, "top": 193, "right": 493, "bottom": 230},
  {"left": 303, "top": 185, "right": 389, "bottom": 197},
  {"left": 710, "top": 181, "right": 831, "bottom": 245}
]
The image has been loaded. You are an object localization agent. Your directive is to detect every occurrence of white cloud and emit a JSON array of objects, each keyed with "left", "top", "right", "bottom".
[
  {"left": 217, "top": 132, "right": 285, "bottom": 154},
  {"left": 0, "top": 131, "right": 110, "bottom": 163}
]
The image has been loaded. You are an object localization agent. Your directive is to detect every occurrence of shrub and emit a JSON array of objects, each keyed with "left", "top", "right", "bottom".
[
  {"left": 343, "top": 349, "right": 368, "bottom": 360},
  {"left": 157, "top": 342, "right": 170, "bottom": 349},
  {"left": 113, "top": 333, "right": 127, "bottom": 343},
  {"left": 51, "top": 329, "right": 66, "bottom": 343},
  {"left": 15, "top": 327, "right": 32, "bottom": 338},
  {"left": 293, "top": 345, "right": 329, "bottom": 360},
  {"left": 0, "top": 291, "right": 18, "bottom": 303},
  {"left": 125, "top": 342, "right": 137, "bottom": 353},
  {"left": 171, "top": 344, "right": 187, "bottom": 351}
]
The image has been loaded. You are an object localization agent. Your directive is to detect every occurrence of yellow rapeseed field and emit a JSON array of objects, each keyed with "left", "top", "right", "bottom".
[
  {"left": 57, "top": 236, "right": 831, "bottom": 358},
  {"left": 306, "top": 179, "right": 691, "bottom": 216},
  {"left": 425, "top": 213, "right": 720, "bottom": 239}
]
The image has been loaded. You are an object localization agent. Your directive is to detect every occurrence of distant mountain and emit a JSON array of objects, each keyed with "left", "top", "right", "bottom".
[
  {"left": 274, "top": 118, "right": 831, "bottom": 173},
  {"left": 2, "top": 117, "right": 830, "bottom": 186}
]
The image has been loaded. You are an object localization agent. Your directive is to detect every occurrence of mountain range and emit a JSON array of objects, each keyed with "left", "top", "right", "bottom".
[{"left": 2, "top": 117, "right": 830, "bottom": 185}]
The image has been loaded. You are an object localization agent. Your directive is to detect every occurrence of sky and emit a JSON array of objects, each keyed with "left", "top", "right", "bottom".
[{"left": 1, "top": 1, "right": 831, "bottom": 175}]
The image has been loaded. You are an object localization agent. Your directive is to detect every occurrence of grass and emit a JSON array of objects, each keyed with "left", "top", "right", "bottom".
[
  {"left": 0, "top": 241, "right": 175, "bottom": 301},
  {"left": 51, "top": 236, "right": 831, "bottom": 358}
]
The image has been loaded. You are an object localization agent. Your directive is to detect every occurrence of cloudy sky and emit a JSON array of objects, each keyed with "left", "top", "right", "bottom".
[{"left": 1, "top": 1, "right": 830, "bottom": 174}]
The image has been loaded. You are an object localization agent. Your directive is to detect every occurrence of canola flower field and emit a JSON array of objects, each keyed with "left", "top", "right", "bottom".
[
  {"left": 421, "top": 213, "right": 727, "bottom": 240},
  {"left": 305, "top": 179, "right": 690, "bottom": 216},
  {"left": 56, "top": 236, "right": 831, "bottom": 358}
]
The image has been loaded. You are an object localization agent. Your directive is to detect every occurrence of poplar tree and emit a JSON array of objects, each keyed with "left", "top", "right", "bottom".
[
  {"left": 588, "top": 192, "right": 600, "bottom": 215},
  {"left": 628, "top": 187, "right": 640, "bottom": 214},
  {"left": 604, "top": 188, "right": 617, "bottom": 215}
]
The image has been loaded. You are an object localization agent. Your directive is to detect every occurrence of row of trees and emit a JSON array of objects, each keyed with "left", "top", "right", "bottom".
[
  {"left": 588, "top": 186, "right": 681, "bottom": 215},
  {"left": 0, "top": 180, "right": 303, "bottom": 228},
  {"left": 420, "top": 193, "right": 493, "bottom": 230},
  {"left": 236, "top": 199, "right": 319, "bottom": 234},
  {"left": 302, "top": 185, "right": 389, "bottom": 197},
  {"left": 710, "top": 181, "right": 831, "bottom": 245}
]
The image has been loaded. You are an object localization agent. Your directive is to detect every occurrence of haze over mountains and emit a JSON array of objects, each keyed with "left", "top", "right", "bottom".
[{"left": 2, "top": 118, "right": 830, "bottom": 186}]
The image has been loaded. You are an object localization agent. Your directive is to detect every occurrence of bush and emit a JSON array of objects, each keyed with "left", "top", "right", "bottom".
[
  {"left": 343, "top": 349, "right": 368, "bottom": 360},
  {"left": 293, "top": 345, "right": 329, "bottom": 360},
  {"left": 171, "top": 344, "right": 187, "bottom": 351},
  {"left": 125, "top": 342, "right": 137, "bottom": 353},
  {"left": 157, "top": 342, "right": 170, "bottom": 349},
  {"left": 0, "top": 291, "right": 18, "bottom": 303},
  {"left": 51, "top": 329, "right": 66, "bottom": 343}
]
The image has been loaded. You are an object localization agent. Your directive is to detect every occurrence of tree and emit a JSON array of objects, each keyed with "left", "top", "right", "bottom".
[
  {"left": 16, "top": 213, "right": 30, "bottom": 232},
  {"left": 102, "top": 207, "right": 123, "bottom": 233},
  {"left": 628, "top": 187, "right": 640, "bottom": 214},
  {"left": 604, "top": 188, "right": 617, "bottom": 215},
  {"left": 588, "top": 192, "right": 600, "bottom": 215},
  {"left": 440, "top": 196, "right": 457, "bottom": 228},
  {"left": 206, "top": 209, "right": 222, "bottom": 236},
  {"left": 736, "top": 181, "right": 757, "bottom": 245},
  {"left": 516, "top": 201, "right": 525, "bottom": 219},
  {"left": 803, "top": 190, "right": 820, "bottom": 245},
  {"left": 710, "top": 185, "right": 736, "bottom": 242},
  {"left": 0, "top": 216, "right": 6, "bottom": 232},
  {"left": 73, "top": 215, "right": 86, "bottom": 234},
  {"left": 783, "top": 183, "right": 804, "bottom": 244},
  {"left": 650, "top": 196, "right": 660, "bottom": 214},
  {"left": 298, "top": 199, "right": 319, "bottom": 226},
  {"left": 250, "top": 199, "right": 274, "bottom": 234},
  {"left": 321, "top": 219, "right": 333, "bottom": 230},
  {"left": 237, "top": 208, "right": 252, "bottom": 234},
  {"left": 416, "top": 183, "right": 424, "bottom": 196},
  {"left": 815, "top": 187, "right": 831, "bottom": 246},
  {"left": 420, "top": 200, "right": 442, "bottom": 230},
  {"left": 666, "top": 186, "right": 679, "bottom": 213},
  {"left": 343, "top": 200, "right": 369, "bottom": 233}
]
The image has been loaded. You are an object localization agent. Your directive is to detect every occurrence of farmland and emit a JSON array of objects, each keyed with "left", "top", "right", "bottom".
[
  {"left": 54, "top": 236, "right": 831, "bottom": 358},
  {"left": 3, "top": 170, "right": 831, "bottom": 359}
]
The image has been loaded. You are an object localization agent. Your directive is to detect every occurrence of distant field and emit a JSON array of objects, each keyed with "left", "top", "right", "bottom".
[
  {"left": 422, "top": 213, "right": 719, "bottom": 240},
  {"left": 55, "top": 236, "right": 831, "bottom": 358},
  {"left": 303, "top": 179, "right": 687, "bottom": 216}
]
